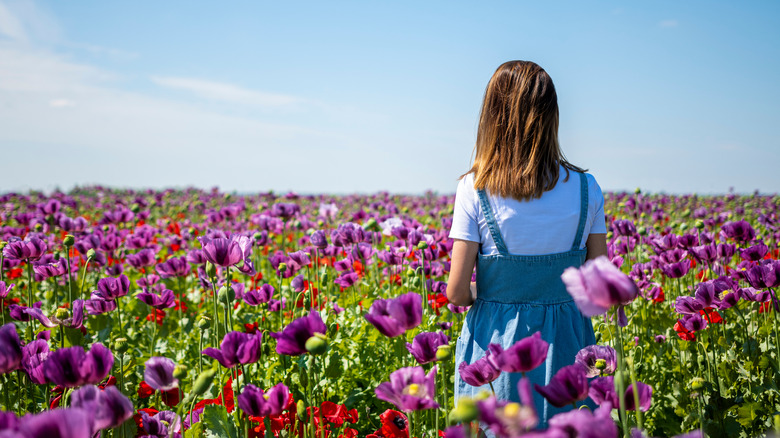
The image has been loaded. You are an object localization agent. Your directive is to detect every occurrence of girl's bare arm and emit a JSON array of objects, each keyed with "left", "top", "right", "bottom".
[{"left": 447, "top": 239, "right": 480, "bottom": 306}]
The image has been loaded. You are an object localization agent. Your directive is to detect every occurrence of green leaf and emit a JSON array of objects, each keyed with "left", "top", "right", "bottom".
[
  {"left": 202, "top": 404, "right": 239, "bottom": 438},
  {"left": 184, "top": 421, "right": 203, "bottom": 438}
]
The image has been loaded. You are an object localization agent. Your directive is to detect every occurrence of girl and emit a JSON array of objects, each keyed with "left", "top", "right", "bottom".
[{"left": 446, "top": 60, "right": 608, "bottom": 425}]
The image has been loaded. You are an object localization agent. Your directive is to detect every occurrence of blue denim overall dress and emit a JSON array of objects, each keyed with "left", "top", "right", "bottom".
[{"left": 453, "top": 172, "right": 597, "bottom": 426}]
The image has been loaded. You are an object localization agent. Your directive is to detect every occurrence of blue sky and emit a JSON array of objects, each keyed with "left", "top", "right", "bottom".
[{"left": 1, "top": 0, "right": 778, "bottom": 195}]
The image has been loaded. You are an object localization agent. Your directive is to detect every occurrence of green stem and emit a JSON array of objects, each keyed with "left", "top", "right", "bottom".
[{"left": 614, "top": 308, "right": 629, "bottom": 438}]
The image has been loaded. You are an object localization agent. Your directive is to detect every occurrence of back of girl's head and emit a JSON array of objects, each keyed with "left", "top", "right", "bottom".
[{"left": 464, "top": 60, "right": 582, "bottom": 201}]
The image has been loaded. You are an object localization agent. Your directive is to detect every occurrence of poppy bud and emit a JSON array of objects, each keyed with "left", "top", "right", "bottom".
[
  {"left": 53, "top": 252, "right": 61, "bottom": 261},
  {"left": 63, "top": 235, "right": 75, "bottom": 247},
  {"left": 296, "top": 400, "right": 306, "bottom": 420},
  {"left": 130, "top": 204, "right": 141, "bottom": 213},
  {"left": 218, "top": 286, "right": 235, "bottom": 304},
  {"left": 637, "top": 226, "right": 647, "bottom": 236},
  {"left": 54, "top": 308, "right": 70, "bottom": 320},
  {"left": 204, "top": 261, "right": 216, "bottom": 278},
  {"left": 321, "top": 271, "right": 329, "bottom": 283},
  {"left": 102, "top": 225, "right": 110, "bottom": 232},
  {"left": 695, "top": 220, "right": 705, "bottom": 230},
  {"left": 0, "top": 241, "right": 6, "bottom": 250},
  {"left": 113, "top": 338, "right": 129, "bottom": 353},
  {"left": 448, "top": 397, "right": 478, "bottom": 424},
  {"left": 364, "top": 218, "right": 380, "bottom": 232},
  {"left": 278, "top": 263, "right": 288, "bottom": 273},
  {"left": 416, "top": 241, "right": 428, "bottom": 250},
  {"left": 292, "top": 220, "right": 302, "bottom": 229},
  {"left": 690, "top": 377, "right": 704, "bottom": 390},
  {"left": 634, "top": 187, "right": 641, "bottom": 194},
  {"left": 435, "top": 345, "right": 451, "bottom": 361},
  {"left": 305, "top": 333, "right": 328, "bottom": 355},
  {"left": 191, "top": 369, "right": 217, "bottom": 396},
  {"left": 252, "top": 232, "right": 264, "bottom": 242},
  {"left": 34, "top": 223, "right": 43, "bottom": 232},
  {"left": 196, "top": 316, "right": 211, "bottom": 330},
  {"left": 405, "top": 268, "right": 415, "bottom": 277},
  {"left": 173, "top": 365, "right": 188, "bottom": 380},
  {"left": 86, "top": 248, "right": 96, "bottom": 259}
]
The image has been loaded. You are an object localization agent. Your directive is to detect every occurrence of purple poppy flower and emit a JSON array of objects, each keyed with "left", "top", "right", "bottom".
[
  {"left": 199, "top": 236, "right": 242, "bottom": 268},
  {"left": 270, "top": 202, "right": 299, "bottom": 219},
  {"left": 144, "top": 357, "right": 179, "bottom": 391},
  {"left": 0, "top": 281, "right": 15, "bottom": 299},
  {"left": 534, "top": 364, "right": 590, "bottom": 407},
  {"left": 232, "top": 234, "right": 256, "bottom": 276},
  {"left": 16, "top": 407, "right": 93, "bottom": 438},
  {"left": 654, "top": 335, "right": 666, "bottom": 343},
  {"left": 136, "top": 274, "right": 160, "bottom": 288},
  {"left": 375, "top": 366, "right": 439, "bottom": 412},
  {"left": 405, "top": 332, "right": 450, "bottom": 365},
  {"left": 545, "top": 401, "right": 617, "bottom": 438},
  {"left": 238, "top": 383, "right": 290, "bottom": 417},
  {"left": 744, "top": 260, "right": 780, "bottom": 289},
  {"left": 334, "top": 271, "right": 359, "bottom": 288},
  {"left": 561, "top": 256, "right": 639, "bottom": 317},
  {"left": 136, "top": 285, "right": 175, "bottom": 310},
  {"left": 690, "top": 244, "right": 717, "bottom": 264},
  {"left": 574, "top": 345, "right": 617, "bottom": 377},
  {"left": 589, "top": 376, "right": 653, "bottom": 412},
  {"left": 186, "top": 249, "right": 207, "bottom": 265},
  {"left": 477, "top": 384, "right": 538, "bottom": 436},
  {"left": 310, "top": 230, "right": 328, "bottom": 249},
  {"left": 202, "top": 331, "right": 263, "bottom": 367},
  {"left": 612, "top": 219, "right": 637, "bottom": 237},
  {"left": 84, "top": 298, "right": 117, "bottom": 315},
  {"left": 660, "top": 260, "right": 691, "bottom": 279},
  {"left": 24, "top": 300, "right": 85, "bottom": 329},
  {"left": 740, "top": 243, "right": 769, "bottom": 262},
  {"left": 126, "top": 249, "right": 157, "bottom": 269},
  {"left": 70, "top": 385, "right": 134, "bottom": 431},
  {"left": 0, "top": 323, "right": 23, "bottom": 374},
  {"left": 487, "top": 332, "right": 549, "bottom": 374},
  {"left": 270, "top": 311, "right": 327, "bottom": 356},
  {"left": 291, "top": 275, "right": 306, "bottom": 293},
  {"left": 32, "top": 258, "right": 67, "bottom": 279},
  {"left": 268, "top": 298, "right": 285, "bottom": 312},
  {"left": 2, "top": 238, "right": 47, "bottom": 261},
  {"left": 720, "top": 220, "right": 756, "bottom": 243},
  {"left": 288, "top": 250, "right": 311, "bottom": 269},
  {"left": 364, "top": 292, "right": 422, "bottom": 338},
  {"left": 243, "top": 284, "right": 274, "bottom": 306},
  {"left": 740, "top": 287, "right": 771, "bottom": 303},
  {"left": 140, "top": 410, "right": 181, "bottom": 438},
  {"left": 22, "top": 339, "right": 49, "bottom": 384},
  {"left": 156, "top": 256, "right": 191, "bottom": 278},
  {"left": 459, "top": 354, "right": 501, "bottom": 387},
  {"left": 43, "top": 343, "right": 114, "bottom": 388},
  {"left": 679, "top": 314, "right": 708, "bottom": 332}
]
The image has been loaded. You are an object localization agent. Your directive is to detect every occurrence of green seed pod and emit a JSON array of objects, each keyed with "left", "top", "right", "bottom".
[
  {"left": 435, "top": 345, "right": 451, "bottom": 361},
  {"left": 278, "top": 263, "right": 288, "bottom": 273},
  {"left": 364, "top": 218, "right": 381, "bottom": 232},
  {"left": 173, "top": 365, "right": 188, "bottom": 380},
  {"left": 191, "top": 369, "right": 217, "bottom": 396},
  {"left": 86, "top": 248, "right": 96, "bottom": 259},
  {"left": 130, "top": 204, "right": 141, "bottom": 213},
  {"left": 305, "top": 333, "right": 328, "bottom": 355},
  {"left": 53, "top": 252, "right": 61, "bottom": 261},
  {"left": 63, "top": 235, "right": 75, "bottom": 247},
  {"left": 0, "top": 241, "right": 6, "bottom": 251},
  {"left": 252, "top": 232, "right": 264, "bottom": 241},
  {"left": 218, "top": 286, "right": 235, "bottom": 304},
  {"left": 634, "top": 187, "right": 641, "bottom": 194},
  {"left": 296, "top": 400, "right": 306, "bottom": 420},
  {"left": 34, "top": 223, "right": 43, "bottom": 232},
  {"left": 54, "top": 308, "right": 70, "bottom": 320},
  {"left": 690, "top": 377, "right": 705, "bottom": 390},
  {"left": 196, "top": 316, "right": 211, "bottom": 330},
  {"left": 694, "top": 220, "right": 705, "bottom": 230},
  {"left": 449, "top": 397, "right": 478, "bottom": 424},
  {"left": 594, "top": 359, "right": 607, "bottom": 370},
  {"left": 113, "top": 338, "right": 129, "bottom": 353},
  {"left": 416, "top": 241, "right": 429, "bottom": 250}
]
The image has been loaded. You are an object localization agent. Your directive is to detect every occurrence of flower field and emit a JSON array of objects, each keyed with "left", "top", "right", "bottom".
[{"left": 0, "top": 187, "right": 779, "bottom": 438}]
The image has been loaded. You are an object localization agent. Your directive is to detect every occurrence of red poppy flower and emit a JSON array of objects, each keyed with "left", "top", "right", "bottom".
[
  {"left": 137, "top": 381, "right": 154, "bottom": 399},
  {"left": 98, "top": 375, "right": 117, "bottom": 389},
  {"left": 245, "top": 322, "right": 259, "bottom": 334},
  {"left": 133, "top": 407, "right": 158, "bottom": 430},
  {"left": 652, "top": 288, "right": 665, "bottom": 304},
  {"left": 700, "top": 308, "right": 723, "bottom": 323},
  {"left": 673, "top": 321, "right": 696, "bottom": 341},
  {"left": 162, "top": 387, "right": 184, "bottom": 407},
  {"left": 194, "top": 373, "right": 237, "bottom": 413},
  {"left": 146, "top": 309, "right": 166, "bottom": 325},
  {"left": 7, "top": 268, "right": 23, "bottom": 279},
  {"left": 373, "top": 409, "right": 408, "bottom": 438},
  {"left": 759, "top": 301, "right": 773, "bottom": 314}
]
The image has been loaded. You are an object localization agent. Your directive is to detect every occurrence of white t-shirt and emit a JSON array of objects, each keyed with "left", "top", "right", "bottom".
[{"left": 449, "top": 167, "right": 607, "bottom": 255}]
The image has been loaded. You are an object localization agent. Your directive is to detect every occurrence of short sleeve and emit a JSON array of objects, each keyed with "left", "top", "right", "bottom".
[
  {"left": 449, "top": 175, "right": 481, "bottom": 243},
  {"left": 589, "top": 175, "right": 607, "bottom": 235}
]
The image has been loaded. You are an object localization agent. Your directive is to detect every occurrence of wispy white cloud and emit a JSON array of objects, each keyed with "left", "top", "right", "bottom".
[
  {"left": 658, "top": 19, "right": 679, "bottom": 28},
  {"left": 151, "top": 76, "right": 302, "bottom": 108},
  {"left": 48, "top": 98, "right": 75, "bottom": 108}
]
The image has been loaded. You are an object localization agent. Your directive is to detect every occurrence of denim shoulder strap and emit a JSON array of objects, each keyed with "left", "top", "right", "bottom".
[
  {"left": 476, "top": 189, "right": 509, "bottom": 255},
  {"left": 571, "top": 172, "right": 589, "bottom": 251}
]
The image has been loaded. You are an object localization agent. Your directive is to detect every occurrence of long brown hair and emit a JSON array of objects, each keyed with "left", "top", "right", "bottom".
[{"left": 462, "top": 60, "right": 584, "bottom": 201}]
